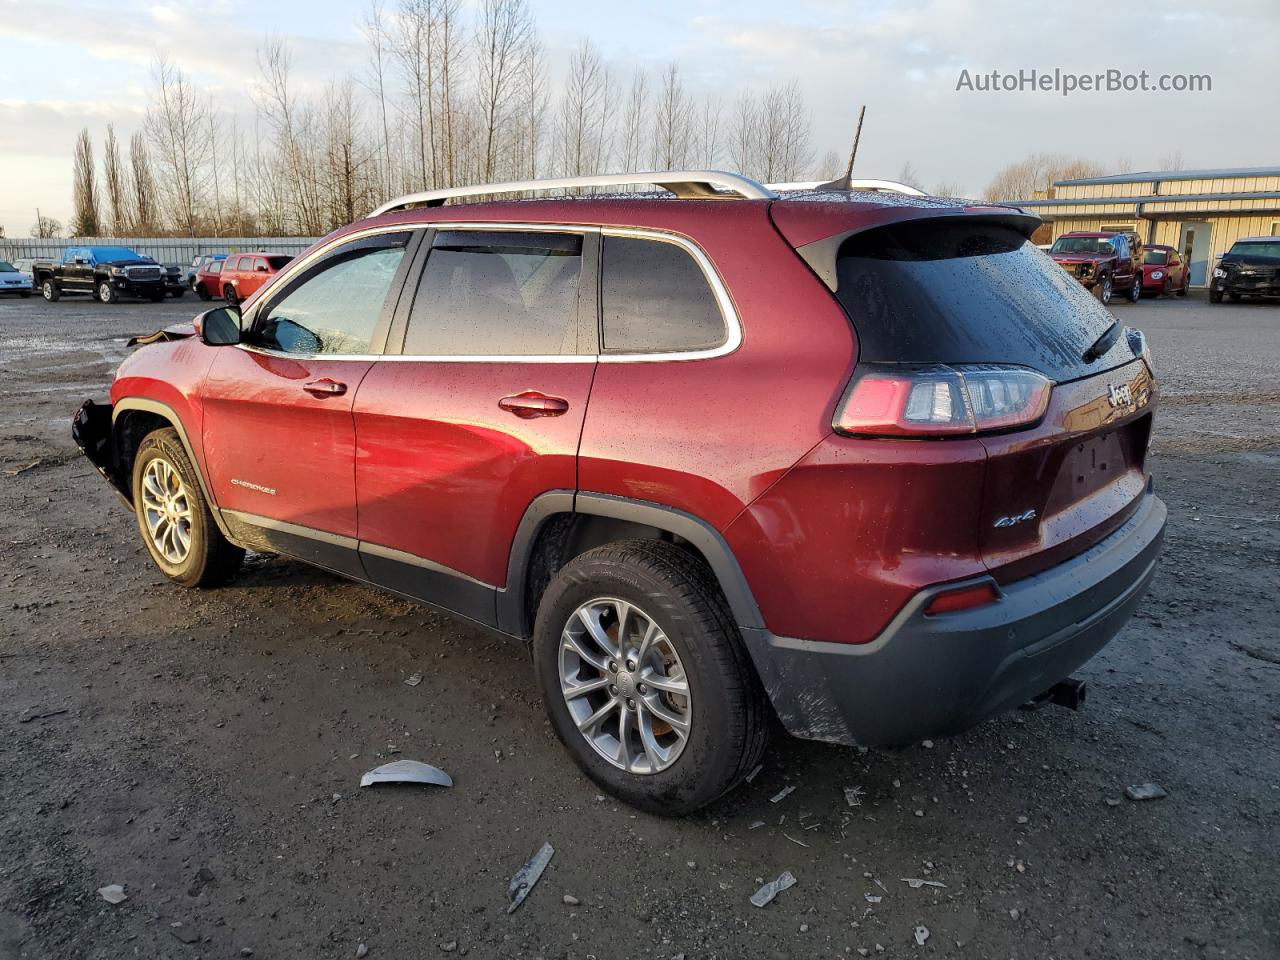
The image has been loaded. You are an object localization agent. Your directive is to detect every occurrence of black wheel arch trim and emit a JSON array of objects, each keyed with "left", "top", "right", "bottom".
[{"left": 498, "top": 490, "right": 766, "bottom": 637}]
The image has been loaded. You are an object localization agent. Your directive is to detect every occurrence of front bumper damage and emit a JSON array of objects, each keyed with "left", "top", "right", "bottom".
[
  {"left": 72, "top": 399, "right": 130, "bottom": 506},
  {"left": 740, "top": 490, "right": 1167, "bottom": 747}
]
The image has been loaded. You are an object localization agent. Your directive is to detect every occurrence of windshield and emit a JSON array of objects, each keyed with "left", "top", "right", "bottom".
[
  {"left": 0, "top": 261, "right": 14, "bottom": 272},
  {"left": 1227, "top": 241, "right": 1280, "bottom": 259},
  {"left": 835, "top": 220, "right": 1131, "bottom": 380},
  {"left": 88, "top": 247, "right": 147, "bottom": 263},
  {"left": 1143, "top": 250, "right": 1169, "bottom": 265},
  {"left": 266, "top": 255, "right": 294, "bottom": 269},
  {"left": 1051, "top": 237, "right": 1114, "bottom": 255}
]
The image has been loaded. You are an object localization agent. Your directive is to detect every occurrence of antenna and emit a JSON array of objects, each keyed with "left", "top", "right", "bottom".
[{"left": 817, "top": 106, "right": 866, "bottom": 192}]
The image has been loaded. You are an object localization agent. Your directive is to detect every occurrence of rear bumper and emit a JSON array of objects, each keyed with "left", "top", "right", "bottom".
[{"left": 741, "top": 490, "right": 1166, "bottom": 746}]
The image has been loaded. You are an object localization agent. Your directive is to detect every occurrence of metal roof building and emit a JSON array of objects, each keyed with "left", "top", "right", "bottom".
[{"left": 1012, "top": 166, "right": 1280, "bottom": 287}]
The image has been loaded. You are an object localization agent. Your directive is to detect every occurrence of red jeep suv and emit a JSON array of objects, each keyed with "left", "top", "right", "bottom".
[{"left": 73, "top": 171, "right": 1165, "bottom": 815}]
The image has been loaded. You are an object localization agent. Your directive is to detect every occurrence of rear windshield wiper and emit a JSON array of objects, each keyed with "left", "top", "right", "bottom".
[{"left": 1082, "top": 320, "right": 1121, "bottom": 363}]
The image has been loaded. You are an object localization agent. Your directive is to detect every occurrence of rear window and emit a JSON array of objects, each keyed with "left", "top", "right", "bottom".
[
  {"left": 1143, "top": 250, "right": 1168, "bottom": 265},
  {"left": 835, "top": 220, "right": 1130, "bottom": 380},
  {"left": 1227, "top": 241, "right": 1280, "bottom": 259}
]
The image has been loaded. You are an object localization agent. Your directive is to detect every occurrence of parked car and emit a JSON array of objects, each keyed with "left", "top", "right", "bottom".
[
  {"left": 0, "top": 259, "right": 34, "bottom": 297},
  {"left": 187, "top": 254, "right": 227, "bottom": 290},
  {"left": 11, "top": 258, "right": 43, "bottom": 283},
  {"left": 1049, "top": 231, "right": 1143, "bottom": 304},
  {"left": 164, "top": 265, "right": 187, "bottom": 299},
  {"left": 72, "top": 172, "right": 1165, "bottom": 815},
  {"left": 192, "top": 259, "right": 227, "bottom": 301},
  {"left": 1210, "top": 237, "right": 1280, "bottom": 303},
  {"left": 33, "top": 246, "right": 168, "bottom": 303},
  {"left": 218, "top": 252, "right": 293, "bottom": 305},
  {"left": 1140, "top": 244, "right": 1189, "bottom": 297}
]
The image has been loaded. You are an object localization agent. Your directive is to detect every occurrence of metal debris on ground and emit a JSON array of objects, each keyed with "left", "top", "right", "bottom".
[
  {"left": 864, "top": 893, "right": 882, "bottom": 904},
  {"left": 745, "top": 764, "right": 764, "bottom": 783},
  {"left": 19, "top": 707, "right": 68, "bottom": 724},
  {"left": 1124, "top": 782, "right": 1168, "bottom": 801},
  {"left": 769, "top": 785, "right": 796, "bottom": 804},
  {"left": 844, "top": 786, "right": 865, "bottom": 807},
  {"left": 914, "top": 925, "right": 930, "bottom": 946},
  {"left": 359, "top": 760, "right": 453, "bottom": 789},
  {"left": 750, "top": 871, "right": 797, "bottom": 908},
  {"left": 900, "top": 878, "right": 947, "bottom": 889},
  {"left": 562, "top": 894, "right": 580, "bottom": 906},
  {"left": 748, "top": 820, "right": 765, "bottom": 830},
  {"left": 404, "top": 673, "right": 423, "bottom": 686},
  {"left": 507, "top": 842, "right": 554, "bottom": 914},
  {"left": 783, "top": 832, "right": 809, "bottom": 848},
  {"left": 356, "top": 944, "right": 368, "bottom": 958},
  {"left": 98, "top": 884, "right": 127, "bottom": 904}
]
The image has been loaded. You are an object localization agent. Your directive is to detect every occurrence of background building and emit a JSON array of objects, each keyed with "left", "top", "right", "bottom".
[{"left": 1015, "top": 166, "right": 1280, "bottom": 287}]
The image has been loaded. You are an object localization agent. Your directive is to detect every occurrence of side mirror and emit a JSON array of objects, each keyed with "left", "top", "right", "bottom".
[{"left": 198, "top": 306, "right": 242, "bottom": 346}]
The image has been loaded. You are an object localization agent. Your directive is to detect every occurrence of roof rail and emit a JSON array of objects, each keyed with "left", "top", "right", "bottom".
[
  {"left": 767, "top": 178, "right": 928, "bottom": 197},
  {"left": 369, "top": 170, "right": 776, "bottom": 217}
]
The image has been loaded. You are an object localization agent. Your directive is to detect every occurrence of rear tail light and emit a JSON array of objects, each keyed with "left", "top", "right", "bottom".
[
  {"left": 833, "top": 363, "right": 1052, "bottom": 438},
  {"left": 925, "top": 580, "right": 1000, "bottom": 615}
]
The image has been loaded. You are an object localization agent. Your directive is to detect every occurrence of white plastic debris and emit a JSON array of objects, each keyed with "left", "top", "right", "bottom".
[
  {"left": 844, "top": 786, "right": 865, "bottom": 807},
  {"left": 98, "top": 884, "right": 128, "bottom": 904},
  {"left": 359, "top": 760, "right": 453, "bottom": 789},
  {"left": 864, "top": 893, "right": 882, "bottom": 904},
  {"left": 404, "top": 673, "right": 423, "bottom": 687},
  {"left": 914, "top": 925, "right": 930, "bottom": 946},
  {"left": 1124, "top": 782, "right": 1168, "bottom": 801},
  {"left": 508, "top": 842, "right": 554, "bottom": 913},
  {"left": 745, "top": 764, "right": 764, "bottom": 783},
  {"left": 750, "top": 871, "right": 796, "bottom": 908},
  {"left": 769, "top": 785, "right": 796, "bottom": 804},
  {"left": 900, "top": 878, "right": 947, "bottom": 889}
]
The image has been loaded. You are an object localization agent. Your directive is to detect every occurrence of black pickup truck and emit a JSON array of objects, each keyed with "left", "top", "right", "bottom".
[{"left": 33, "top": 246, "right": 175, "bottom": 304}]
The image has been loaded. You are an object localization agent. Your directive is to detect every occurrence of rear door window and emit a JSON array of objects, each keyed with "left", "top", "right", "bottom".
[
  {"left": 835, "top": 219, "right": 1131, "bottom": 380},
  {"left": 600, "top": 236, "right": 726, "bottom": 354},
  {"left": 401, "top": 230, "right": 585, "bottom": 356}
]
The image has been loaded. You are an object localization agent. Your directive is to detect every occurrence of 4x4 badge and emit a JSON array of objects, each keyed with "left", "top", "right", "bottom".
[{"left": 1108, "top": 383, "right": 1134, "bottom": 408}]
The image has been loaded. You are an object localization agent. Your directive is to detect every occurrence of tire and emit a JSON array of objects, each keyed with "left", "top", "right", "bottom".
[
  {"left": 18, "top": 291, "right": 31, "bottom": 298},
  {"left": 1127, "top": 273, "right": 1142, "bottom": 303},
  {"left": 41, "top": 279, "right": 60, "bottom": 302},
  {"left": 1177, "top": 278, "right": 1188, "bottom": 297},
  {"left": 169, "top": 288, "right": 185, "bottom": 299},
  {"left": 1094, "top": 274, "right": 1113, "bottom": 305},
  {"left": 533, "top": 539, "right": 769, "bottom": 816},
  {"left": 1228, "top": 291, "right": 1242, "bottom": 303},
  {"left": 97, "top": 280, "right": 118, "bottom": 304},
  {"left": 148, "top": 292, "right": 166, "bottom": 302},
  {"left": 195, "top": 283, "right": 212, "bottom": 301},
  {"left": 223, "top": 285, "right": 238, "bottom": 306},
  {"left": 1210, "top": 285, "right": 1223, "bottom": 303},
  {"left": 131, "top": 428, "right": 244, "bottom": 588}
]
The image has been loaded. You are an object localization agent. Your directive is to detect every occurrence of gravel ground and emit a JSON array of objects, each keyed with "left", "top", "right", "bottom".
[{"left": 1, "top": 290, "right": 1277, "bottom": 960}]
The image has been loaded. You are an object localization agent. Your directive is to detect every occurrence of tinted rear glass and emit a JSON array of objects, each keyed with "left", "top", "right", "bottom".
[
  {"left": 1143, "top": 250, "right": 1168, "bottom": 265},
  {"left": 835, "top": 220, "right": 1130, "bottom": 380},
  {"left": 600, "top": 236, "right": 725, "bottom": 353}
]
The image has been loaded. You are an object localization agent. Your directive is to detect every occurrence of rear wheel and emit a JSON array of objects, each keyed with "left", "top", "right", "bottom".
[
  {"left": 169, "top": 288, "right": 185, "bottom": 299},
  {"left": 1210, "top": 285, "right": 1223, "bottom": 303},
  {"left": 97, "top": 280, "right": 118, "bottom": 304},
  {"left": 1177, "top": 276, "right": 1188, "bottom": 297},
  {"left": 132, "top": 428, "right": 244, "bottom": 588},
  {"left": 195, "top": 283, "right": 212, "bottom": 301},
  {"left": 41, "top": 279, "right": 60, "bottom": 302},
  {"left": 533, "top": 540, "right": 769, "bottom": 816},
  {"left": 223, "top": 284, "right": 238, "bottom": 306},
  {"left": 18, "top": 290, "right": 31, "bottom": 298}
]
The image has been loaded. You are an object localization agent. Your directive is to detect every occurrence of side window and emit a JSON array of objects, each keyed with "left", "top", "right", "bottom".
[
  {"left": 600, "top": 236, "right": 725, "bottom": 354},
  {"left": 253, "top": 233, "right": 410, "bottom": 356},
  {"left": 209, "top": 261, "right": 223, "bottom": 274},
  {"left": 402, "top": 231, "right": 583, "bottom": 356},
  {"left": 253, "top": 257, "right": 268, "bottom": 272}
]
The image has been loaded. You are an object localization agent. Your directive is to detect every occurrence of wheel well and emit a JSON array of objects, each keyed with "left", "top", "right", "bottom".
[
  {"left": 112, "top": 409, "right": 172, "bottom": 497},
  {"left": 520, "top": 513, "right": 716, "bottom": 637}
]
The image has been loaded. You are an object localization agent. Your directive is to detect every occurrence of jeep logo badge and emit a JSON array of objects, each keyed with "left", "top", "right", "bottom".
[{"left": 1107, "top": 383, "right": 1134, "bottom": 408}]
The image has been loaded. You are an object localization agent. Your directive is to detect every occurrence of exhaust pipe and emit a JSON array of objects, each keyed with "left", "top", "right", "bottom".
[{"left": 1022, "top": 676, "right": 1088, "bottom": 712}]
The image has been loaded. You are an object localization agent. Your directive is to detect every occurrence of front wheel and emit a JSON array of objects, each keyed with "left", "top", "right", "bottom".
[
  {"left": 533, "top": 540, "right": 769, "bottom": 816},
  {"left": 41, "top": 279, "right": 60, "bottom": 302},
  {"left": 1127, "top": 273, "right": 1142, "bottom": 303},
  {"left": 18, "top": 290, "right": 31, "bottom": 298},
  {"left": 131, "top": 428, "right": 244, "bottom": 588},
  {"left": 97, "top": 280, "right": 118, "bottom": 304},
  {"left": 169, "top": 288, "right": 185, "bottom": 299},
  {"left": 1094, "top": 274, "right": 1113, "bottom": 305}
]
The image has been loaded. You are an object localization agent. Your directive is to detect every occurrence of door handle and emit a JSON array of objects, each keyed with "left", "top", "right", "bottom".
[
  {"left": 498, "top": 391, "right": 569, "bottom": 418},
  {"left": 304, "top": 378, "right": 347, "bottom": 397}
]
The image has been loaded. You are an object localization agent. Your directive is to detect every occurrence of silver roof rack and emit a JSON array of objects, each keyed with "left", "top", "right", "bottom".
[
  {"left": 370, "top": 170, "right": 776, "bottom": 217},
  {"left": 767, "top": 178, "right": 927, "bottom": 196}
]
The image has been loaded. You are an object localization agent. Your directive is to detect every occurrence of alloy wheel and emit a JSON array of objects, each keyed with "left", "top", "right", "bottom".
[
  {"left": 140, "top": 457, "right": 193, "bottom": 564},
  {"left": 558, "top": 597, "right": 692, "bottom": 775}
]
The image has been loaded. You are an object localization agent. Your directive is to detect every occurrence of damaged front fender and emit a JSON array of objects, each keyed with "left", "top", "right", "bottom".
[{"left": 72, "top": 399, "right": 131, "bottom": 507}]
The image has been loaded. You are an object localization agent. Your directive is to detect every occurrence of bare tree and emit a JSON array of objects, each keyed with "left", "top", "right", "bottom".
[
  {"left": 102, "top": 124, "right": 127, "bottom": 234},
  {"left": 475, "top": 0, "right": 530, "bottom": 180},
  {"left": 128, "top": 132, "right": 157, "bottom": 233},
  {"left": 813, "top": 149, "right": 842, "bottom": 180},
  {"left": 651, "top": 63, "right": 691, "bottom": 170},
  {"left": 692, "top": 96, "right": 721, "bottom": 169},
  {"left": 896, "top": 162, "right": 924, "bottom": 191},
  {"left": 1159, "top": 149, "right": 1185, "bottom": 171},
  {"left": 146, "top": 55, "right": 212, "bottom": 234},
  {"left": 434, "top": 0, "right": 463, "bottom": 186},
  {"left": 555, "top": 39, "right": 605, "bottom": 177},
  {"left": 983, "top": 152, "right": 1107, "bottom": 201},
  {"left": 360, "top": 0, "right": 396, "bottom": 196},
  {"left": 931, "top": 180, "right": 966, "bottom": 197},
  {"left": 72, "top": 128, "right": 101, "bottom": 236},
  {"left": 257, "top": 40, "right": 325, "bottom": 234},
  {"left": 31, "top": 215, "right": 63, "bottom": 239},
  {"left": 728, "top": 92, "right": 758, "bottom": 178},
  {"left": 618, "top": 70, "right": 648, "bottom": 172},
  {"left": 514, "top": 34, "right": 549, "bottom": 179}
]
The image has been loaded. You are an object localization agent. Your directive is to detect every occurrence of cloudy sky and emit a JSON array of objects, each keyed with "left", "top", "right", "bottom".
[{"left": 1, "top": 0, "right": 1277, "bottom": 235}]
